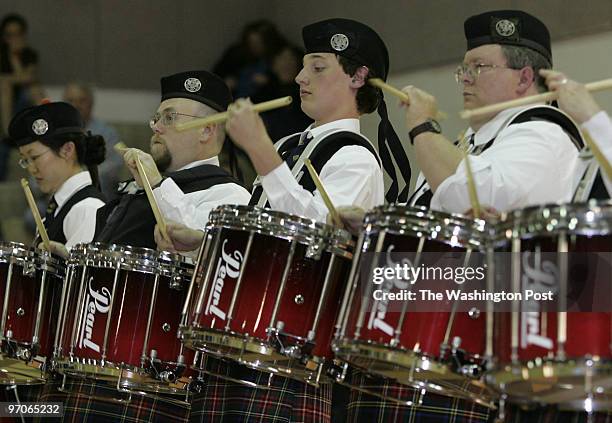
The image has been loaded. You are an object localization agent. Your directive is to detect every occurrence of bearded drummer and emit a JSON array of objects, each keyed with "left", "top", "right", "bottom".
[
  {"left": 44, "top": 70, "right": 250, "bottom": 258},
  {"left": 540, "top": 70, "right": 612, "bottom": 200},
  {"left": 6, "top": 101, "right": 106, "bottom": 248}
]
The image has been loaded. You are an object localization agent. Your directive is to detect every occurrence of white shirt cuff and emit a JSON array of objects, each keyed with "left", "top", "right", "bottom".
[{"left": 260, "top": 162, "right": 302, "bottom": 203}]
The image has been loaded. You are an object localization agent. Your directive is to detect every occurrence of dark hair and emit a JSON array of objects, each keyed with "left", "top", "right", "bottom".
[
  {"left": 42, "top": 132, "right": 106, "bottom": 189},
  {"left": 1, "top": 13, "right": 28, "bottom": 34},
  {"left": 337, "top": 55, "right": 382, "bottom": 114},
  {"left": 241, "top": 19, "right": 286, "bottom": 60},
  {"left": 501, "top": 45, "right": 552, "bottom": 93}
]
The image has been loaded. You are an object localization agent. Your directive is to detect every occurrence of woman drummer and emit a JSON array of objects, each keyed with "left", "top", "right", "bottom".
[{"left": 7, "top": 101, "right": 106, "bottom": 249}]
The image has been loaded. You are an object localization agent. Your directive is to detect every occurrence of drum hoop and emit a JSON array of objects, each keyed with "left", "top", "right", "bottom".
[
  {"left": 0, "top": 241, "right": 65, "bottom": 276},
  {"left": 207, "top": 205, "right": 354, "bottom": 256},
  {"left": 68, "top": 243, "right": 193, "bottom": 279},
  {"left": 362, "top": 205, "right": 489, "bottom": 250},
  {"left": 496, "top": 199, "right": 612, "bottom": 243}
]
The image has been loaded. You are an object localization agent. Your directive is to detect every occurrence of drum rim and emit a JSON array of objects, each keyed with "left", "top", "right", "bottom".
[
  {"left": 362, "top": 204, "right": 489, "bottom": 249},
  {"left": 0, "top": 241, "right": 65, "bottom": 276},
  {"left": 495, "top": 199, "right": 612, "bottom": 242},
  {"left": 68, "top": 242, "right": 193, "bottom": 277},
  {"left": 206, "top": 204, "right": 354, "bottom": 255}
]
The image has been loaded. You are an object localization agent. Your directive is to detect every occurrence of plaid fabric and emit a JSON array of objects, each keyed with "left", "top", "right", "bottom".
[
  {"left": 503, "top": 404, "right": 612, "bottom": 423},
  {"left": 345, "top": 369, "right": 492, "bottom": 423},
  {"left": 34, "top": 374, "right": 190, "bottom": 423},
  {"left": 189, "top": 356, "right": 332, "bottom": 423}
]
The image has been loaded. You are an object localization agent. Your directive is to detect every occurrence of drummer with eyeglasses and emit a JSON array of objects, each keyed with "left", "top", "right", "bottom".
[
  {"left": 404, "top": 10, "right": 582, "bottom": 216},
  {"left": 6, "top": 101, "right": 106, "bottom": 249}
]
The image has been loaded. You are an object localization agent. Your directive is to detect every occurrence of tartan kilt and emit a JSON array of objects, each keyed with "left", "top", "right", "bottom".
[
  {"left": 34, "top": 374, "right": 190, "bottom": 423},
  {"left": 189, "top": 355, "right": 332, "bottom": 423},
  {"left": 344, "top": 369, "right": 493, "bottom": 423},
  {"left": 503, "top": 404, "right": 612, "bottom": 423}
]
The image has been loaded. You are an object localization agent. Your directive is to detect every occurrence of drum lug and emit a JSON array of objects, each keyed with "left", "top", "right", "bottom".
[
  {"left": 305, "top": 241, "right": 325, "bottom": 260},
  {"left": 326, "top": 360, "right": 348, "bottom": 383}
]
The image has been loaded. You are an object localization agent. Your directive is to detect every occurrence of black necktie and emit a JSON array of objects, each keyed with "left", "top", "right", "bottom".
[{"left": 45, "top": 197, "right": 58, "bottom": 223}]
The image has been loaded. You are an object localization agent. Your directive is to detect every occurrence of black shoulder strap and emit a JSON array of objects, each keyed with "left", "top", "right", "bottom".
[
  {"left": 298, "top": 130, "right": 380, "bottom": 194},
  {"left": 508, "top": 105, "right": 584, "bottom": 150}
]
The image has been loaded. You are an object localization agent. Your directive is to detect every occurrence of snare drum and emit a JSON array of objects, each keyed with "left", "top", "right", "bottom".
[
  {"left": 0, "top": 242, "right": 64, "bottom": 384},
  {"left": 181, "top": 205, "right": 353, "bottom": 386},
  {"left": 488, "top": 201, "right": 612, "bottom": 410},
  {"left": 54, "top": 243, "right": 194, "bottom": 395},
  {"left": 334, "top": 205, "right": 495, "bottom": 407}
]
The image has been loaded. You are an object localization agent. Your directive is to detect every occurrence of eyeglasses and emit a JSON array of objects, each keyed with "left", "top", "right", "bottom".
[
  {"left": 149, "top": 110, "right": 203, "bottom": 129},
  {"left": 18, "top": 149, "right": 52, "bottom": 169},
  {"left": 454, "top": 63, "right": 515, "bottom": 84}
]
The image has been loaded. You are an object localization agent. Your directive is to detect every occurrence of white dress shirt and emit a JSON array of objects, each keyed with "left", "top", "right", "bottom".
[
  {"left": 410, "top": 106, "right": 580, "bottom": 213},
  {"left": 581, "top": 111, "right": 612, "bottom": 196},
  {"left": 153, "top": 156, "right": 251, "bottom": 230},
  {"left": 260, "top": 118, "right": 385, "bottom": 223},
  {"left": 51, "top": 171, "right": 105, "bottom": 250}
]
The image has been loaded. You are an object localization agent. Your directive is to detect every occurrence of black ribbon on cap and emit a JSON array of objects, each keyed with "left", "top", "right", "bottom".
[{"left": 377, "top": 96, "right": 411, "bottom": 203}]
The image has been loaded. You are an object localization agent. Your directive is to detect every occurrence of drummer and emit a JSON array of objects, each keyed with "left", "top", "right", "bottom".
[
  {"left": 540, "top": 69, "right": 612, "bottom": 200},
  {"left": 6, "top": 101, "right": 106, "bottom": 248},
  {"left": 404, "top": 10, "right": 582, "bottom": 215},
  {"left": 46, "top": 70, "right": 250, "bottom": 258}
]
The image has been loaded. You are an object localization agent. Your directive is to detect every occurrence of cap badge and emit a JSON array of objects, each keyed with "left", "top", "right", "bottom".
[
  {"left": 495, "top": 19, "right": 516, "bottom": 37},
  {"left": 184, "top": 77, "right": 202, "bottom": 93},
  {"left": 330, "top": 33, "right": 349, "bottom": 51},
  {"left": 32, "top": 119, "right": 49, "bottom": 136}
]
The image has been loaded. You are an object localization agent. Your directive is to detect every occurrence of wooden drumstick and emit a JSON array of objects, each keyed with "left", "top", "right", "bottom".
[
  {"left": 21, "top": 178, "right": 51, "bottom": 251},
  {"left": 113, "top": 142, "right": 169, "bottom": 240},
  {"left": 369, "top": 78, "right": 448, "bottom": 120},
  {"left": 303, "top": 159, "right": 341, "bottom": 226},
  {"left": 462, "top": 150, "right": 481, "bottom": 219},
  {"left": 176, "top": 96, "right": 293, "bottom": 132},
  {"left": 583, "top": 129, "right": 612, "bottom": 181},
  {"left": 459, "top": 77, "right": 612, "bottom": 120}
]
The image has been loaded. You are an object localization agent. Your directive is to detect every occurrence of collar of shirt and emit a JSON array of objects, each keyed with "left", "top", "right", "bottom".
[
  {"left": 177, "top": 156, "right": 220, "bottom": 171},
  {"left": 468, "top": 104, "right": 546, "bottom": 146},
  {"left": 305, "top": 118, "right": 360, "bottom": 139},
  {"left": 54, "top": 171, "right": 93, "bottom": 211}
]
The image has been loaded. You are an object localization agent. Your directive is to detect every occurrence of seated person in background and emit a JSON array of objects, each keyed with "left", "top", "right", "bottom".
[
  {"left": 63, "top": 81, "right": 122, "bottom": 198},
  {"left": 5, "top": 101, "right": 106, "bottom": 249}
]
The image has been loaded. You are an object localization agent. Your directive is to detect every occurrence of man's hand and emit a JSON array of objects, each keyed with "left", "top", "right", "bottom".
[
  {"left": 463, "top": 206, "right": 501, "bottom": 222},
  {"left": 122, "top": 148, "right": 162, "bottom": 188},
  {"left": 400, "top": 86, "right": 439, "bottom": 132},
  {"left": 38, "top": 241, "right": 69, "bottom": 259},
  {"left": 226, "top": 98, "right": 272, "bottom": 155},
  {"left": 327, "top": 206, "right": 366, "bottom": 236},
  {"left": 154, "top": 221, "right": 205, "bottom": 252},
  {"left": 540, "top": 69, "right": 601, "bottom": 124}
]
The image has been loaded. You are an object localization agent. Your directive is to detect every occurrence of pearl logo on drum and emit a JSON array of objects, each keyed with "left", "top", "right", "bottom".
[
  {"left": 205, "top": 239, "right": 243, "bottom": 321},
  {"left": 78, "top": 278, "right": 112, "bottom": 352}
]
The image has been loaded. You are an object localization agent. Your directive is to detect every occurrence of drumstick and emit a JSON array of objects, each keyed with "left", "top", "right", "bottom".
[
  {"left": 21, "top": 178, "right": 51, "bottom": 251},
  {"left": 303, "top": 159, "right": 341, "bottom": 226},
  {"left": 462, "top": 150, "right": 481, "bottom": 219},
  {"left": 113, "top": 142, "right": 169, "bottom": 240},
  {"left": 369, "top": 78, "right": 448, "bottom": 120},
  {"left": 460, "top": 77, "right": 612, "bottom": 120},
  {"left": 583, "top": 129, "right": 612, "bottom": 181},
  {"left": 176, "top": 96, "right": 293, "bottom": 131}
]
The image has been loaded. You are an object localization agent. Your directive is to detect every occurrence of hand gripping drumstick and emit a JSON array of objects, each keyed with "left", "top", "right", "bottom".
[
  {"left": 114, "top": 142, "right": 169, "bottom": 241},
  {"left": 368, "top": 78, "right": 448, "bottom": 120},
  {"left": 21, "top": 178, "right": 51, "bottom": 250},
  {"left": 175, "top": 96, "right": 293, "bottom": 132},
  {"left": 459, "top": 77, "right": 612, "bottom": 120},
  {"left": 303, "top": 159, "right": 342, "bottom": 226}
]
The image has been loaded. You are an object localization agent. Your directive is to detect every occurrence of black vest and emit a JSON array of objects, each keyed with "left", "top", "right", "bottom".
[
  {"left": 95, "top": 164, "right": 241, "bottom": 249},
  {"left": 45, "top": 185, "right": 106, "bottom": 244},
  {"left": 249, "top": 130, "right": 380, "bottom": 206},
  {"left": 410, "top": 106, "right": 584, "bottom": 208}
]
